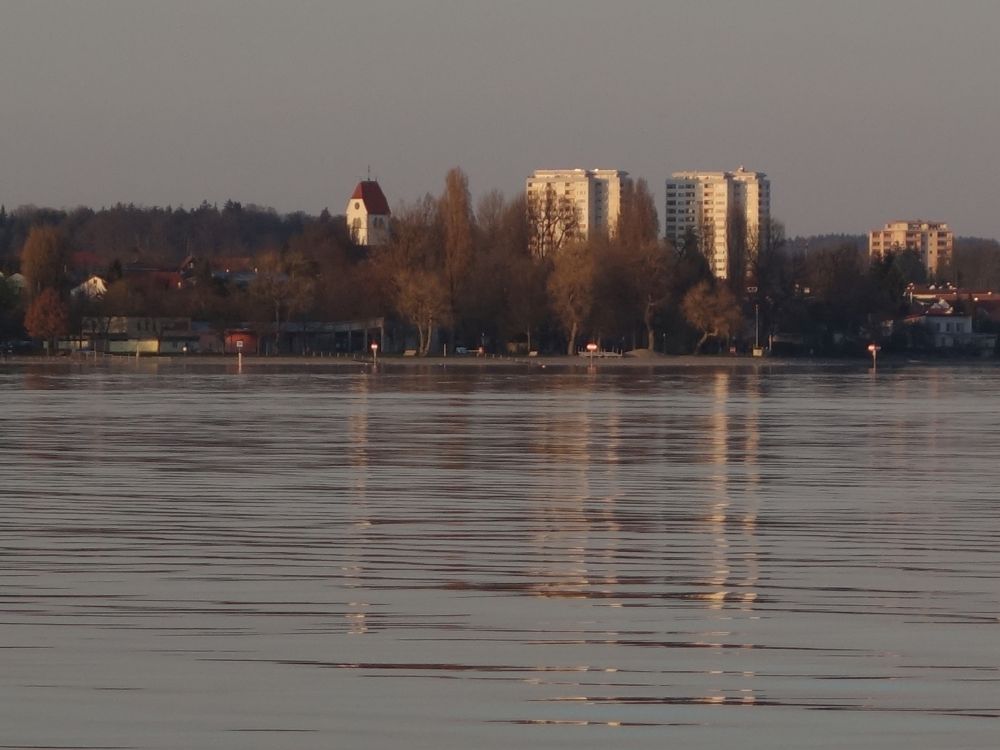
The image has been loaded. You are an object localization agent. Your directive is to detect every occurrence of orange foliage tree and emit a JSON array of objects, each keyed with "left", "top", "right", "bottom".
[{"left": 24, "top": 287, "right": 69, "bottom": 352}]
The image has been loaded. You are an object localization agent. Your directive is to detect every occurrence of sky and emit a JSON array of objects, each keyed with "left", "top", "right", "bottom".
[{"left": 1, "top": 0, "right": 999, "bottom": 238}]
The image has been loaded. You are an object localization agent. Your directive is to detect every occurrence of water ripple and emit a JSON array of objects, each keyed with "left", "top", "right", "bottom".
[{"left": 1, "top": 364, "right": 999, "bottom": 748}]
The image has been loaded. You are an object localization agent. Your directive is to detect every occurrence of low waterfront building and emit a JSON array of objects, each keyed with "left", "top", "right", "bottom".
[
  {"left": 900, "top": 299, "right": 995, "bottom": 352},
  {"left": 69, "top": 316, "right": 196, "bottom": 354}
]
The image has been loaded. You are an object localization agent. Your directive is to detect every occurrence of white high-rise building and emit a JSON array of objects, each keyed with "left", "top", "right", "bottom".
[
  {"left": 664, "top": 167, "right": 770, "bottom": 280},
  {"left": 525, "top": 169, "right": 629, "bottom": 256}
]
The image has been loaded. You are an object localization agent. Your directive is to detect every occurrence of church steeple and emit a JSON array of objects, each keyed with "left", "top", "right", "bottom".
[{"left": 346, "top": 178, "right": 390, "bottom": 246}]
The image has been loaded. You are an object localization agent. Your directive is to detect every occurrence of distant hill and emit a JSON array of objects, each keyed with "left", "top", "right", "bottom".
[
  {"left": 784, "top": 234, "right": 866, "bottom": 256},
  {"left": 0, "top": 202, "right": 346, "bottom": 273},
  {"left": 953, "top": 237, "right": 1000, "bottom": 288},
  {"left": 782, "top": 234, "right": 1000, "bottom": 288}
]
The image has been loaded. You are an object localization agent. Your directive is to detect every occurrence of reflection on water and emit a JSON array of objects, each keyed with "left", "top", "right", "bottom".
[{"left": 1, "top": 363, "right": 999, "bottom": 749}]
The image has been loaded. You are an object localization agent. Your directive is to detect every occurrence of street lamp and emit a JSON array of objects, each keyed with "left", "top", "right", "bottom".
[
  {"left": 755, "top": 303, "right": 760, "bottom": 349},
  {"left": 586, "top": 341, "right": 598, "bottom": 366},
  {"left": 747, "top": 285, "right": 763, "bottom": 357},
  {"left": 371, "top": 341, "right": 379, "bottom": 364}
]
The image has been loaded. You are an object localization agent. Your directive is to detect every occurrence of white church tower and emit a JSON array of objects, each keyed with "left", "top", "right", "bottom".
[{"left": 346, "top": 179, "right": 391, "bottom": 246}]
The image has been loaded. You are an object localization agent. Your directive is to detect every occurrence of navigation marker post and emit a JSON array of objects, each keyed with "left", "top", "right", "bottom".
[{"left": 868, "top": 342, "right": 880, "bottom": 370}]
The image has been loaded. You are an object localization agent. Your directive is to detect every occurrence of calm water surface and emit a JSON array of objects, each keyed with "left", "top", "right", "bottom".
[{"left": 1, "top": 361, "right": 998, "bottom": 749}]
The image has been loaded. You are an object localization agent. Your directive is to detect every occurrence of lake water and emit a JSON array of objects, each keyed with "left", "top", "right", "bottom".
[{"left": 1, "top": 360, "right": 998, "bottom": 749}]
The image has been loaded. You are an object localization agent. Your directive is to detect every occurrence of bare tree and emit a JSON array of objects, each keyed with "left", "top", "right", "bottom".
[
  {"left": 377, "top": 195, "right": 440, "bottom": 273},
  {"left": 250, "top": 249, "right": 316, "bottom": 353},
  {"left": 394, "top": 269, "right": 449, "bottom": 355},
  {"left": 475, "top": 189, "right": 507, "bottom": 240},
  {"left": 696, "top": 217, "right": 719, "bottom": 277},
  {"left": 616, "top": 179, "right": 667, "bottom": 350},
  {"left": 473, "top": 192, "right": 544, "bottom": 353},
  {"left": 632, "top": 240, "right": 670, "bottom": 351},
  {"left": 723, "top": 209, "right": 772, "bottom": 293},
  {"left": 503, "top": 253, "right": 549, "bottom": 353},
  {"left": 370, "top": 196, "right": 447, "bottom": 352},
  {"left": 726, "top": 207, "right": 749, "bottom": 291},
  {"left": 548, "top": 241, "right": 595, "bottom": 354},
  {"left": 527, "top": 185, "right": 580, "bottom": 259},
  {"left": 24, "top": 287, "right": 69, "bottom": 353},
  {"left": 616, "top": 178, "right": 659, "bottom": 247},
  {"left": 681, "top": 280, "right": 743, "bottom": 353},
  {"left": 439, "top": 168, "right": 475, "bottom": 347}
]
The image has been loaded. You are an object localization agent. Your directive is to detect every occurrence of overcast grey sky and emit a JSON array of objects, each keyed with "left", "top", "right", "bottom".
[{"left": 1, "top": 0, "right": 998, "bottom": 237}]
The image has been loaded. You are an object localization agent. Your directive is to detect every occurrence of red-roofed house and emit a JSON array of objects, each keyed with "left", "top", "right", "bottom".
[{"left": 346, "top": 180, "right": 391, "bottom": 246}]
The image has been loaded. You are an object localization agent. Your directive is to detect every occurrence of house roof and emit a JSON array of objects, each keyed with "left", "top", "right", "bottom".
[
  {"left": 71, "top": 250, "right": 102, "bottom": 271},
  {"left": 907, "top": 284, "right": 999, "bottom": 302},
  {"left": 71, "top": 276, "right": 108, "bottom": 299},
  {"left": 924, "top": 308, "right": 967, "bottom": 318},
  {"left": 350, "top": 181, "right": 391, "bottom": 215}
]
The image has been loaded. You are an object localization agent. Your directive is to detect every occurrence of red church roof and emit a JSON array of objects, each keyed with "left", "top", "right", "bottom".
[{"left": 350, "top": 181, "right": 391, "bottom": 215}]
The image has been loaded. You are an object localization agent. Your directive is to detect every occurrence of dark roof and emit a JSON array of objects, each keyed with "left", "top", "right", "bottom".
[{"left": 350, "top": 181, "right": 391, "bottom": 215}]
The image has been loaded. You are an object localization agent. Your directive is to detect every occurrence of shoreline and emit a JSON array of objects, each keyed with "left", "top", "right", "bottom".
[{"left": 2, "top": 352, "right": 997, "bottom": 372}]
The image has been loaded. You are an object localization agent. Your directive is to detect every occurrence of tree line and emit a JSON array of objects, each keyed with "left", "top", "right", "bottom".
[{"left": 2, "top": 171, "right": 1000, "bottom": 355}]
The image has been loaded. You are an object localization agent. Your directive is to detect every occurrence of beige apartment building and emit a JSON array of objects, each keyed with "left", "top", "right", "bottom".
[
  {"left": 664, "top": 167, "right": 770, "bottom": 280},
  {"left": 525, "top": 169, "right": 629, "bottom": 256},
  {"left": 869, "top": 221, "right": 953, "bottom": 277}
]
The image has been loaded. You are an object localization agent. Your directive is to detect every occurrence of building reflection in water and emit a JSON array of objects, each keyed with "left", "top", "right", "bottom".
[
  {"left": 528, "top": 398, "right": 594, "bottom": 600},
  {"left": 700, "top": 370, "right": 762, "bottom": 705},
  {"left": 703, "top": 370, "right": 761, "bottom": 613},
  {"left": 706, "top": 371, "right": 731, "bottom": 612},
  {"left": 344, "top": 375, "right": 372, "bottom": 635},
  {"left": 526, "top": 384, "right": 623, "bottom": 604}
]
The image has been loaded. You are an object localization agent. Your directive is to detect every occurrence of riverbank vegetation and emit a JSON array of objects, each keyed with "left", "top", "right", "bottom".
[{"left": 2, "top": 170, "right": 999, "bottom": 356}]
